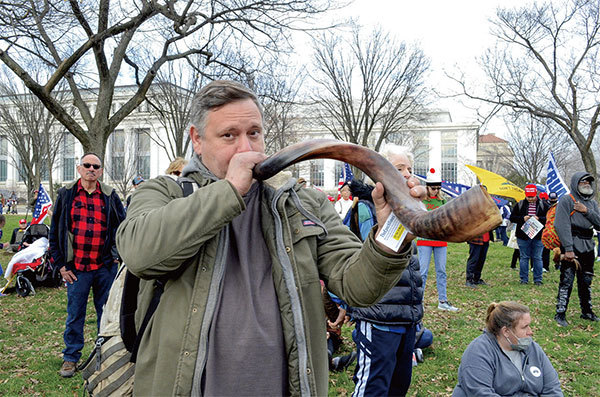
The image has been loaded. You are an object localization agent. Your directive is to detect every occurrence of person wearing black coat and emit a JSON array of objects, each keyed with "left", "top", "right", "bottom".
[
  {"left": 346, "top": 147, "right": 424, "bottom": 397},
  {"left": 509, "top": 184, "right": 548, "bottom": 285}
]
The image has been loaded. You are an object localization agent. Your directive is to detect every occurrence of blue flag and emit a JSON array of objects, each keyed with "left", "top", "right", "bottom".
[{"left": 546, "top": 152, "right": 569, "bottom": 198}]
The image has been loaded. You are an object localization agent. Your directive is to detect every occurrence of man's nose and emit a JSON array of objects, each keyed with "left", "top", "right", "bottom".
[{"left": 236, "top": 134, "right": 253, "bottom": 152}]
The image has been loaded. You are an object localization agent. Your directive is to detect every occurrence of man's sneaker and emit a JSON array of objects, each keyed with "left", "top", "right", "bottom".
[
  {"left": 554, "top": 313, "right": 569, "bottom": 327},
  {"left": 520, "top": 280, "right": 528, "bottom": 285},
  {"left": 475, "top": 279, "right": 487, "bottom": 286},
  {"left": 59, "top": 361, "right": 77, "bottom": 378},
  {"left": 534, "top": 281, "right": 543, "bottom": 286},
  {"left": 580, "top": 312, "right": 600, "bottom": 322},
  {"left": 331, "top": 351, "right": 357, "bottom": 372},
  {"left": 438, "top": 301, "right": 460, "bottom": 312},
  {"left": 465, "top": 281, "right": 477, "bottom": 288},
  {"left": 542, "top": 268, "right": 548, "bottom": 273},
  {"left": 414, "top": 348, "right": 424, "bottom": 363}
]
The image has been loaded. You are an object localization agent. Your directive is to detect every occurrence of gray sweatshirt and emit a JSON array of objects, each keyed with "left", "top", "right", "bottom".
[
  {"left": 453, "top": 330, "right": 563, "bottom": 397},
  {"left": 555, "top": 172, "right": 600, "bottom": 253}
]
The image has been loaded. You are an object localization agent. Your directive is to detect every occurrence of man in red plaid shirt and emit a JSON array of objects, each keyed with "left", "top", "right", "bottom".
[{"left": 49, "top": 153, "right": 126, "bottom": 378}]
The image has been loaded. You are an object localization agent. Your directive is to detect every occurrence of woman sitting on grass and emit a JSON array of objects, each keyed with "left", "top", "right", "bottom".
[{"left": 453, "top": 301, "right": 563, "bottom": 397}]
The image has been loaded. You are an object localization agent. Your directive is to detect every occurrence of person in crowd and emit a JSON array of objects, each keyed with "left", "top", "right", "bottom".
[
  {"left": 509, "top": 184, "right": 548, "bottom": 285},
  {"left": 126, "top": 175, "right": 145, "bottom": 207},
  {"left": 417, "top": 168, "right": 458, "bottom": 312},
  {"left": 554, "top": 173, "right": 600, "bottom": 327},
  {"left": 413, "top": 321, "right": 434, "bottom": 366},
  {"left": 4, "top": 218, "right": 28, "bottom": 253},
  {"left": 165, "top": 157, "right": 189, "bottom": 178},
  {"left": 116, "top": 80, "right": 425, "bottom": 396},
  {"left": 345, "top": 178, "right": 376, "bottom": 241},
  {"left": 347, "top": 144, "right": 424, "bottom": 397},
  {"left": 334, "top": 182, "right": 353, "bottom": 219},
  {"left": 465, "top": 229, "right": 493, "bottom": 288},
  {"left": 496, "top": 203, "right": 511, "bottom": 245},
  {"left": 321, "top": 281, "right": 356, "bottom": 372},
  {"left": 453, "top": 301, "right": 563, "bottom": 396},
  {"left": 49, "top": 153, "right": 126, "bottom": 378},
  {"left": 28, "top": 189, "right": 39, "bottom": 212}
]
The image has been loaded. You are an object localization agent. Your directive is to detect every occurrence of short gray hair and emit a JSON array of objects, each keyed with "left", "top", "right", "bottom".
[
  {"left": 381, "top": 144, "right": 414, "bottom": 166},
  {"left": 188, "top": 80, "right": 263, "bottom": 137}
]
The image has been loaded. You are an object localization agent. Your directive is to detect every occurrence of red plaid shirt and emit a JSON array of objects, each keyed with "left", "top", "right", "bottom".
[{"left": 70, "top": 180, "right": 107, "bottom": 271}]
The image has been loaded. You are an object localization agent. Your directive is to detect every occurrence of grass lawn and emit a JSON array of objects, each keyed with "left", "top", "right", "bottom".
[{"left": 1, "top": 231, "right": 598, "bottom": 396}]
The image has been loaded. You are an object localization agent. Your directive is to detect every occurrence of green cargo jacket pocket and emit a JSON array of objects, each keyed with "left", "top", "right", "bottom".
[{"left": 289, "top": 212, "right": 324, "bottom": 286}]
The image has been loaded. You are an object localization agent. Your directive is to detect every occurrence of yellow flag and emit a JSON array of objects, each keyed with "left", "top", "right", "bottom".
[{"left": 466, "top": 165, "right": 525, "bottom": 201}]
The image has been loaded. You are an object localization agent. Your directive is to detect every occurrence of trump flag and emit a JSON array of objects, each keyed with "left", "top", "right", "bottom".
[
  {"left": 31, "top": 184, "right": 52, "bottom": 225},
  {"left": 546, "top": 152, "right": 570, "bottom": 198}
]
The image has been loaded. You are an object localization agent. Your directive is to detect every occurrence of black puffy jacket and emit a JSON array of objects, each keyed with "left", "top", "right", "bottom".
[{"left": 348, "top": 247, "right": 424, "bottom": 326}]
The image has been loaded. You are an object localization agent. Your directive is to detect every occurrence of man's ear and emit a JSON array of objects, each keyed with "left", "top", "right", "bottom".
[{"left": 190, "top": 125, "right": 202, "bottom": 155}]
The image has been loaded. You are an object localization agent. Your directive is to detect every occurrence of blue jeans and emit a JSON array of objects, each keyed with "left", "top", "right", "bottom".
[
  {"left": 352, "top": 321, "right": 416, "bottom": 397},
  {"left": 466, "top": 242, "right": 489, "bottom": 283},
  {"left": 418, "top": 245, "right": 448, "bottom": 302},
  {"left": 62, "top": 263, "right": 117, "bottom": 362},
  {"left": 496, "top": 226, "right": 508, "bottom": 245},
  {"left": 516, "top": 238, "right": 543, "bottom": 283}
]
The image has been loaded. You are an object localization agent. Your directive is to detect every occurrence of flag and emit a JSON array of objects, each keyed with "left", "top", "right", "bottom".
[
  {"left": 337, "top": 163, "right": 354, "bottom": 200},
  {"left": 31, "top": 184, "right": 52, "bottom": 225},
  {"left": 466, "top": 164, "right": 525, "bottom": 201},
  {"left": 416, "top": 175, "right": 509, "bottom": 207},
  {"left": 546, "top": 151, "right": 570, "bottom": 198}
]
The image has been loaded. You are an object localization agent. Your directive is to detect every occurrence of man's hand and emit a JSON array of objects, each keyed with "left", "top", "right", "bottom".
[
  {"left": 328, "top": 307, "right": 347, "bottom": 329},
  {"left": 573, "top": 201, "right": 588, "bottom": 214},
  {"left": 225, "top": 152, "right": 268, "bottom": 196},
  {"left": 371, "top": 178, "right": 427, "bottom": 253},
  {"left": 60, "top": 266, "right": 77, "bottom": 284},
  {"left": 564, "top": 251, "right": 577, "bottom": 262}
]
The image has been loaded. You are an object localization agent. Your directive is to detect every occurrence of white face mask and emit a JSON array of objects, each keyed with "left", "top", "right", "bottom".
[{"left": 506, "top": 329, "right": 532, "bottom": 352}]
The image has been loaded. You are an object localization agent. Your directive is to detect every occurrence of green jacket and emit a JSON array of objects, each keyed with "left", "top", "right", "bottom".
[{"left": 116, "top": 162, "right": 411, "bottom": 396}]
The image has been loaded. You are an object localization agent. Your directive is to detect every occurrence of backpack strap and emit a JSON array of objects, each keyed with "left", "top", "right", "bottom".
[
  {"left": 177, "top": 177, "right": 199, "bottom": 197},
  {"left": 122, "top": 177, "right": 202, "bottom": 362}
]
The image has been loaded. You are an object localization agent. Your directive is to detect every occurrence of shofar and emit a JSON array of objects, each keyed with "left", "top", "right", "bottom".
[{"left": 253, "top": 139, "right": 500, "bottom": 243}]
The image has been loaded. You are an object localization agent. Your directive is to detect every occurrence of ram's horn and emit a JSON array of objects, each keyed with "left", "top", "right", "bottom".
[{"left": 253, "top": 139, "right": 500, "bottom": 243}]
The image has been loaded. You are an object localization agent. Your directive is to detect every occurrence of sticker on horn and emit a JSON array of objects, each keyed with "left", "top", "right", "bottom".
[{"left": 376, "top": 213, "right": 410, "bottom": 252}]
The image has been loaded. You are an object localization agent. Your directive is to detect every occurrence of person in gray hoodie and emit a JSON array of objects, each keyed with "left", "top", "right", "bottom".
[
  {"left": 453, "top": 301, "right": 563, "bottom": 397},
  {"left": 554, "top": 172, "right": 600, "bottom": 327}
]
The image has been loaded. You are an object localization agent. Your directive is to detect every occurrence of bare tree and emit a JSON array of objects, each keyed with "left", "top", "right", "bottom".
[
  {"left": 0, "top": 76, "right": 63, "bottom": 202},
  {"left": 449, "top": 0, "right": 600, "bottom": 176},
  {"left": 0, "top": 0, "right": 335, "bottom": 162},
  {"left": 309, "top": 26, "right": 430, "bottom": 152},
  {"left": 504, "top": 113, "right": 572, "bottom": 184},
  {"left": 243, "top": 63, "right": 306, "bottom": 155},
  {"left": 145, "top": 61, "right": 202, "bottom": 161},
  {"left": 103, "top": 134, "right": 142, "bottom": 200}
]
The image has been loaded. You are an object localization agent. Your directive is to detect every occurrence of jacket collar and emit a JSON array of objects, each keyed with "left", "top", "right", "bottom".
[{"left": 66, "top": 178, "right": 114, "bottom": 196}]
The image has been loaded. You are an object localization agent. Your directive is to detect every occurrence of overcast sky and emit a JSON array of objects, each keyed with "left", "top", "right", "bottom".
[{"left": 302, "top": 0, "right": 530, "bottom": 134}]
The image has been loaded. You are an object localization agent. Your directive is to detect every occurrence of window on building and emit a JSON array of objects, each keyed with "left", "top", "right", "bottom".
[
  {"left": 110, "top": 129, "right": 126, "bottom": 180},
  {"left": 40, "top": 163, "right": 49, "bottom": 181},
  {"left": 17, "top": 157, "right": 26, "bottom": 182},
  {"left": 0, "top": 136, "right": 7, "bottom": 182},
  {"left": 441, "top": 131, "right": 457, "bottom": 182},
  {"left": 413, "top": 132, "right": 429, "bottom": 178},
  {"left": 62, "top": 132, "right": 76, "bottom": 181},
  {"left": 310, "top": 159, "right": 324, "bottom": 187},
  {"left": 334, "top": 162, "right": 343, "bottom": 182},
  {"left": 135, "top": 129, "right": 151, "bottom": 179}
]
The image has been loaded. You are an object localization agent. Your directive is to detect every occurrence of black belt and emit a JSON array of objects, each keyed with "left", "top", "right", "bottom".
[{"left": 572, "top": 227, "right": 594, "bottom": 240}]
